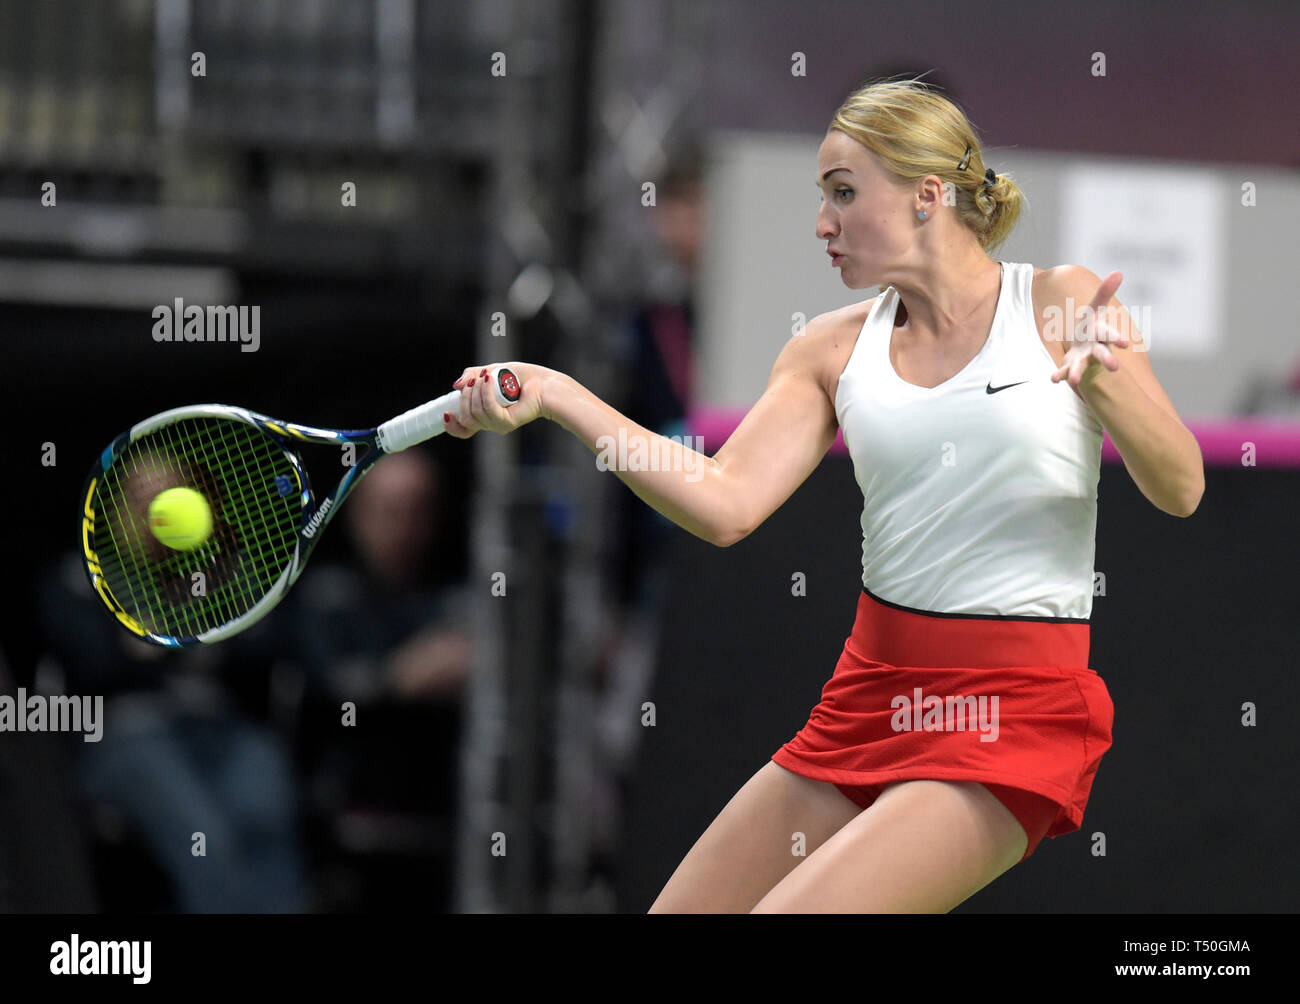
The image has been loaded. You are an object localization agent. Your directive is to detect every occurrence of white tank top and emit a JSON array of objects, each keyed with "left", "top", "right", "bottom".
[{"left": 834, "top": 260, "right": 1103, "bottom": 620}]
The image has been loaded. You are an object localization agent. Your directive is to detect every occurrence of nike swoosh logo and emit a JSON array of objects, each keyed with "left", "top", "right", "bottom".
[{"left": 986, "top": 380, "right": 1029, "bottom": 394}]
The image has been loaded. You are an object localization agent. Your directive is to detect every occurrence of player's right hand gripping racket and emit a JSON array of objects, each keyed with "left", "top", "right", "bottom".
[{"left": 80, "top": 367, "right": 521, "bottom": 647}]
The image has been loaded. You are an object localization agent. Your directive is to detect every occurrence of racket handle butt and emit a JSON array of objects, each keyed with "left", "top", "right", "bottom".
[
  {"left": 495, "top": 367, "right": 521, "bottom": 404},
  {"left": 377, "top": 367, "right": 520, "bottom": 452}
]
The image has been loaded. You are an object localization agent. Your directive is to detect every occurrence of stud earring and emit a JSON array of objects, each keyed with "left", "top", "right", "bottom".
[{"left": 917, "top": 210, "right": 927, "bottom": 220}]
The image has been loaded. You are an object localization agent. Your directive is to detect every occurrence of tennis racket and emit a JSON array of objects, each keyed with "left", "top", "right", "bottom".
[{"left": 80, "top": 367, "right": 521, "bottom": 647}]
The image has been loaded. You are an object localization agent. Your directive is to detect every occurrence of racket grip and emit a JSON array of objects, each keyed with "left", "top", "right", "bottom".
[{"left": 377, "top": 367, "right": 520, "bottom": 453}]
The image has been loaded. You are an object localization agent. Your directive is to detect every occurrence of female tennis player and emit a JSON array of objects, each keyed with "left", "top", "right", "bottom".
[{"left": 442, "top": 78, "right": 1205, "bottom": 912}]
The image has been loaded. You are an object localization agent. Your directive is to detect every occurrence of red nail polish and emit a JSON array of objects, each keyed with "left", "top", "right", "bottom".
[
  {"left": 443, "top": 413, "right": 452, "bottom": 423},
  {"left": 480, "top": 369, "right": 488, "bottom": 377},
  {"left": 468, "top": 378, "right": 476, "bottom": 386}
]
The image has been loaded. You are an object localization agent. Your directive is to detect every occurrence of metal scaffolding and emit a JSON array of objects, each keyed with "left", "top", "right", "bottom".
[
  {"left": 455, "top": 0, "right": 709, "bottom": 912},
  {"left": 0, "top": 0, "right": 709, "bottom": 914}
]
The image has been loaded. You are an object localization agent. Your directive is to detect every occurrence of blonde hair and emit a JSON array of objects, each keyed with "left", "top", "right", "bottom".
[{"left": 829, "top": 77, "right": 1025, "bottom": 252}]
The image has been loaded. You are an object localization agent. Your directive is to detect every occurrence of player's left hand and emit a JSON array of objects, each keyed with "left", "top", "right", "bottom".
[{"left": 1050, "top": 271, "right": 1130, "bottom": 396}]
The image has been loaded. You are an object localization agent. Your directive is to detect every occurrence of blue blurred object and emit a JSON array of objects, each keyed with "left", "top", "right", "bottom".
[{"left": 545, "top": 495, "right": 577, "bottom": 537}]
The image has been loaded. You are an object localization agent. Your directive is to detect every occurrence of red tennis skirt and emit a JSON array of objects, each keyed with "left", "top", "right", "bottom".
[{"left": 771, "top": 587, "right": 1113, "bottom": 862}]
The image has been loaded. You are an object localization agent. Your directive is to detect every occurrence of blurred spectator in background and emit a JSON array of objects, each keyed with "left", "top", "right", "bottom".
[
  {"left": 284, "top": 448, "right": 471, "bottom": 912},
  {"left": 36, "top": 553, "right": 306, "bottom": 913},
  {"left": 620, "top": 144, "right": 704, "bottom": 451},
  {"left": 0, "top": 645, "right": 99, "bottom": 911},
  {"left": 607, "top": 143, "right": 704, "bottom": 613},
  {"left": 591, "top": 144, "right": 706, "bottom": 872},
  {"left": 289, "top": 449, "right": 471, "bottom": 700}
]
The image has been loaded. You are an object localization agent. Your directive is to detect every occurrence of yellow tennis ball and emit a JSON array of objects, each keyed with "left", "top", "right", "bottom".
[{"left": 148, "top": 487, "right": 213, "bottom": 551}]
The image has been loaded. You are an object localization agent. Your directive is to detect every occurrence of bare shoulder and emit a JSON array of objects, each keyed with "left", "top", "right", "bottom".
[
  {"left": 1029, "top": 262, "right": 1061, "bottom": 305},
  {"left": 1032, "top": 262, "right": 1119, "bottom": 309},
  {"left": 797, "top": 298, "right": 878, "bottom": 406},
  {"left": 1030, "top": 264, "right": 1084, "bottom": 368},
  {"left": 1033, "top": 263, "right": 1104, "bottom": 294}
]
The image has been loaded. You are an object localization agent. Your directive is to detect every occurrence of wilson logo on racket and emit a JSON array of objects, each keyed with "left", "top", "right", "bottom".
[
  {"left": 79, "top": 368, "right": 520, "bottom": 647},
  {"left": 301, "top": 497, "right": 333, "bottom": 539}
]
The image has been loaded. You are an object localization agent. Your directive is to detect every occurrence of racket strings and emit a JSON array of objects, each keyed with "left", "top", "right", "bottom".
[{"left": 91, "top": 417, "right": 304, "bottom": 639}]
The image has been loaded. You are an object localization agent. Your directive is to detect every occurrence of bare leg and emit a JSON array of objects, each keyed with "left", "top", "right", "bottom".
[
  {"left": 648, "top": 761, "right": 862, "bottom": 913},
  {"left": 750, "top": 779, "right": 1030, "bottom": 913}
]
